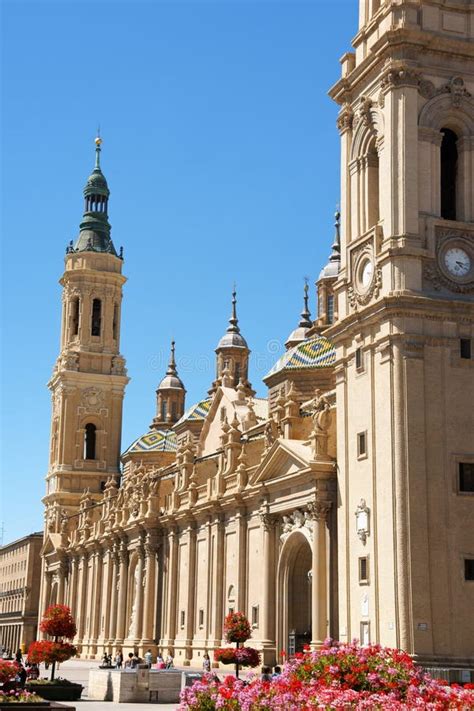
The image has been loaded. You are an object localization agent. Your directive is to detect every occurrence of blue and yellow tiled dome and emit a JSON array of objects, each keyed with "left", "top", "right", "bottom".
[
  {"left": 175, "top": 397, "right": 212, "bottom": 427},
  {"left": 264, "top": 335, "right": 335, "bottom": 379},
  {"left": 123, "top": 429, "right": 177, "bottom": 455}
]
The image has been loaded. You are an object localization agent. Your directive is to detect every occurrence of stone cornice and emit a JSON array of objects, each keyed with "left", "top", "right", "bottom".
[
  {"left": 326, "top": 294, "right": 474, "bottom": 343},
  {"left": 329, "top": 27, "right": 473, "bottom": 106}
]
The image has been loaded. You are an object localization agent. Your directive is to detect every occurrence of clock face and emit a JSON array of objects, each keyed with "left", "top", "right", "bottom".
[
  {"left": 444, "top": 247, "right": 471, "bottom": 278},
  {"left": 360, "top": 259, "right": 374, "bottom": 288}
]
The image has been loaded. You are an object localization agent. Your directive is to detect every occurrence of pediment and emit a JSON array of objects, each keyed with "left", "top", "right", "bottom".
[
  {"left": 250, "top": 439, "right": 311, "bottom": 485},
  {"left": 40, "top": 533, "right": 62, "bottom": 558}
]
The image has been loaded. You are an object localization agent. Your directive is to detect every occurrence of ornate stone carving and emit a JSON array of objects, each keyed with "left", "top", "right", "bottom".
[
  {"left": 358, "top": 96, "right": 374, "bottom": 128},
  {"left": 336, "top": 104, "right": 354, "bottom": 134},
  {"left": 355, "top": 499, "right": 370, "bottom": 544},
  {"left": 348, "top": 267, "right": 382, "bottom": 309},
  {"left": 111, "top": 355, "right": 127, "bottom": 375},
  {"left": 380, "top": 66, "right": 420, "bottom": 93},
  {"left": 260, "top": 512, "right": 277, "bottom": 532},
  {"left": 280, "top": 505, "right": 321, "bottom": 540},
  {"left": 81, "top": 387, "right": 104, "bottom": 412},
  {"left": 306, "top": 500, "right": 332, "bottom": 522}
]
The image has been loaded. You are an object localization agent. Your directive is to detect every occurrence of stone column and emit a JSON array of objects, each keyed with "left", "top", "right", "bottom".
[
  {"left": 185, "top": 524, "right": 197, "bottom": 661},
  {"left": 209, "top": 515, "right": 224, "bottom": 646},
  {"left": 236, "top": 510, "right": 247, "bottom": 612},
  {"left": 163, "top": 528, "right": 178, "bottom": 649},
  {"left": 107, "top": 548, "right": 119, "bottom": 646},
  {"left": 141, "top": 534, "right": 157, "bottom": 650},
  {"left": 57, "top": 558, "right": 67, "bottom": 604},
  {"left": 90, "top": 546, "right": 103, "bottom": 655},
  {"left": 260, "top": 513, "right": 276, "bottom": 646},
  {"left": 309, "top": 501, "right": 331, "bottom": 648},
  {"left": 115, "top": 542, "right": 129, "bottom": 644},
  {"left": 132, "top": 546, "right": 145, "bottom": 644},
  {"left": 99, "top": 547, "right": 112, "bottom": 647},
  {"left": 68, "top": 556, "right": 79, "bottom": 618},
  {"left": 76, "top": 552, "right": 88, "bottom": 645}
]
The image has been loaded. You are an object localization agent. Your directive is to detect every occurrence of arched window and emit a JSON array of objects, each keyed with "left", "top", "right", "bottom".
[
  {"left": 234, "top": 362, "right": 241, "bottom": 386},
  {"left": 327, "top": 294, "right": 334, "bottom": 324},
  {"left": 112, "top": 304, "right": 118, "bottom": 340},
  {"left": 91, "top": 299, "right": 102, "bottom": 337},
  {"left": 441, "top": 128, "right": 458, "bottom": 220},
  {"left": 366, "top": 141, "right": 380, "bottom": 229},
  {"left": 72, "top": 298, "right": 80, "bottom": 336},
  {"left": 84, "top": 423, "right": 97, "bottom": 460}
]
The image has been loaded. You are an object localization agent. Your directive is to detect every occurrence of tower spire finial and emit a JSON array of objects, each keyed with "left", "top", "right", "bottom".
[
  {"left": 94, "top": 129, "right": 102, "bottom": 170},
  {"left": 330, "top": 206, "right": 341, "bottom": 262},
  {"left": 227, "top": 285, "right": 240, "bottom": 334},
  {"left": 299, "top": 277, "right": 312, "bottom": 328},
  {"left": 166, "top": 339, "right": 177, "bottom": 375}
]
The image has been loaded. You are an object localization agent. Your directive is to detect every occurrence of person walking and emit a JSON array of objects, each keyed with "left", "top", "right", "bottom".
[
  {"left": 202, "top": 653, "right": 211, "bottom": 673},
  {"left": 115, "top": 649, "right": 123, "bottom": 669}
]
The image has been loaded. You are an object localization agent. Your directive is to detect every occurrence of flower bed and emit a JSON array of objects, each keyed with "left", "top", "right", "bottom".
[
  {"left": 0, "top": 690, "right": 48, "bottom": 706},
  {"left": 180, "top": 639, "right": 474, "bottom": 710}
]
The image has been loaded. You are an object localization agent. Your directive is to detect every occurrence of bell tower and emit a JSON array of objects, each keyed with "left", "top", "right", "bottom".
[
  {"left": 44, "top": 137, "right": 129, "bottom": 532},
  {"left": 329, "top": 1, "right": 474, "bottom": 668}
]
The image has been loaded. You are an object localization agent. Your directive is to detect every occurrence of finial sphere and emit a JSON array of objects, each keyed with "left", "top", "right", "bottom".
[{"left": 95, "top": 136, "right": 103, "bottom": 146}]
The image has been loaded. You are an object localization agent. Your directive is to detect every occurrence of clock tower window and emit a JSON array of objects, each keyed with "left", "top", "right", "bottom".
[{"left": 440, "top": 128, "right": 458, "bottom": 221}]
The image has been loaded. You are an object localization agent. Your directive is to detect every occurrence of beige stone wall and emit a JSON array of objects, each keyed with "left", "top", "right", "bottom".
[
  {"left": 0, "top": 533, "right": 43, "bottom": 652},
  {"left": 330, "top": 0, "right": 474, "bottom": 665}
]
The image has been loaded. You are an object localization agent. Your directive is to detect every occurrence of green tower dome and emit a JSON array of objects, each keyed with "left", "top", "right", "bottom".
[{"left": 72, "top": 137, "right": 118, "bottom": 256}]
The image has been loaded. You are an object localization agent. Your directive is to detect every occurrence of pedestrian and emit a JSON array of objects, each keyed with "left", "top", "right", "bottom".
[
  {"left": 260, "top": 665, "right": 272, "bottom": 682},
  {"left": 16, "top": 664, "right": 27, "bottom": 688},
  {"left": 144, "top": 649, "right": 153, "bottom": 667},
  {"left": 165, "top": 652, "right": 174, "bottom": 669},
  {"left": 272, "top": 665, "right": 282, "bottom": 678},
  {"left": 27, "top": 663, "right": 40, "bottom": 680},
  {"left": 202, "top": 653, "right": 211, "bottom": 673},
  {"left": 124, "top": 652, "right": 135, "bottom": 669},
  {"left": 115, "top": 649, "right": 123, "bottom": 669},
  {"left": 15, "top": 649, "right": 22, "bottom": 664},
  {"left": 155, "top": 652, "right": 165, "bottom": 669}
]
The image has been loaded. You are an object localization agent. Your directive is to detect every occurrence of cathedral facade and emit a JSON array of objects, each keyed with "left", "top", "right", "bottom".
[{"left": 40, "top": 0, "right": 474, "bottom": 672}]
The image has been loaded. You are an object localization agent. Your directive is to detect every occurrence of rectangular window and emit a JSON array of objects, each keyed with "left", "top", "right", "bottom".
[
  {"left": 460, "top": 463, "right": 474, "bottom": 493},
  {"left": 251, "top": 605, "right": 259, "bottom": 627},
  {"left": 228, "top": 607, "right": 234, "bottom": 615},
  {"left": 113, "top": 304, "right": 118, "bottom": 341},
  {"left": 357, "top": 432, "right": 367, "bottom": 458},
  {"left": 180, "top": 610, "right": 185, "bottom": 628},
  {"left": 72, "top": 298, "right": 80, "bottom": 336},
  {"left": 464, "top": 559, "right": 474, "bottom": 581},
  {"left": 460, "top": 339, "right": 471, "bottom": 359},
  {"left": 360, "top": 621, "right": 370, "bottom": 646},
  {"left": 358, "top": 556, "right": 369, "bottom": 584},
  {"left": 355, "top": 347, "right": 363, "bottom": 370},
  {"left": 327, "top": 295, "right": 334, "bottom": 324},
  {"left": 198, "top": 609, "right": 204, "bottom": 628},
  {"left": 91, "top": 298, "right": 102, "bottom": 337}
]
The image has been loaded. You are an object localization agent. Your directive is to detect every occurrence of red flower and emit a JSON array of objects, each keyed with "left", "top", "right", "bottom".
[
  {"left": 39, "top": 604, "right": 76, "bottom": 640},
  {"left": 27, "top": 640, "right": 77, "bottom": 666},
  {"left": 223, "top": 612, "right": 252, "bottom": 644}
]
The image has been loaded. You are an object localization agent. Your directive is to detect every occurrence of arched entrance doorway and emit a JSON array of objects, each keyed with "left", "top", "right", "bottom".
[{"left": 277, "top": 531, "right": 312, "bottom": 658}]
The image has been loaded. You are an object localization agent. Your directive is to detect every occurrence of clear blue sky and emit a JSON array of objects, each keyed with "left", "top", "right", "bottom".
[{"left": 0, "top": 0, "right": 357, "bottom": 544}]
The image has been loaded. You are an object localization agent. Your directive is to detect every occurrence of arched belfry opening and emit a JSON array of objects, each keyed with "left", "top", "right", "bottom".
[
  {"left": 277, "top": 531, "right": 313, "bottom": 657},
  {"left": 440, "top": 128, "right": 458, "bottom": 220},
  {"left": 366, "top": 138, "right": 380, "bottom": 228}
]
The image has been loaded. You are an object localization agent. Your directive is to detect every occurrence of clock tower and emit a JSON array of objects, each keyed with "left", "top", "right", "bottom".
[{"left": 329, "top": 0, "right": 474, "bottom": 668}]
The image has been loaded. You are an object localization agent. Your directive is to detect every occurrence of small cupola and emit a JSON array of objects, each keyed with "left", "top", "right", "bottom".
[
  {"left": 150, "top": 341, "right": 186, "bottom": 430},
  {"left": 209, "top": 289, "right": 255, "bottom": 396}
]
